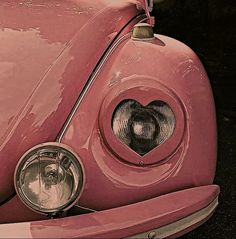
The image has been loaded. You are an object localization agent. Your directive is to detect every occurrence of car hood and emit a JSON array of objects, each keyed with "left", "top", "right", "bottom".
[{"left": 0, "top": 0, "right": 140, "bottom": 203}]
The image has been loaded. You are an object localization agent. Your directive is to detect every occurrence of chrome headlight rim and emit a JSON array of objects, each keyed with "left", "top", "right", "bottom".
[{"left": 14, "top": 142, "right": 85, "bottom": 215}]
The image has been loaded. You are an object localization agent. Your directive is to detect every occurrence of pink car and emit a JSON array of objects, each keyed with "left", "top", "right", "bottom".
[{"left": 0, "top": 0, "right": 219, "bottom": 238}]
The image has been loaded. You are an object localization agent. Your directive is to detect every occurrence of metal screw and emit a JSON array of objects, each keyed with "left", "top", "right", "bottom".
[{"left": 139, "top": 161, "right": 144, "bottom": 166}]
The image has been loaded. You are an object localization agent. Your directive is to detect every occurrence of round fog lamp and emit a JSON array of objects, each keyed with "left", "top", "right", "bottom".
[{"left": 14, "top": 143, "right": 84, "bottom": 214}]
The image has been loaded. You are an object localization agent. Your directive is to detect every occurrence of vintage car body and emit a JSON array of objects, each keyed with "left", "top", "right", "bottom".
[{"left": 0, "top": 0, "right": 219, "bottom": 238}]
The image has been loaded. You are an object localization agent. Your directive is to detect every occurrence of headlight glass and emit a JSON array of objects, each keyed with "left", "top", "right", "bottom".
[
  {"left": 15, "top": 143, "right": 84, "bottom": 214},
  {"left": 112, "top": 100, "right": 175, "bottom": 156}
]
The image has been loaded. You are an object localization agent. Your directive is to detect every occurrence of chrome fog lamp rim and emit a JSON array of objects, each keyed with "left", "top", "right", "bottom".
[{"left": 14, "top": 143, "right": 85, "bottom": 215}]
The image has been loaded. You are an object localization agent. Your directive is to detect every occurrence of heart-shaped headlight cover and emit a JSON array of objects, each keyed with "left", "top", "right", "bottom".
[
  {"left": 112, "top": 100, "right": 175, "bottom": 156},
  {"left": 99, "top": 77, "right": 185, "bottom": 166}
]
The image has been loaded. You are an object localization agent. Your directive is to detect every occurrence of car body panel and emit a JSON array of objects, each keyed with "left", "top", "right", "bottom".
[
  {"left": 0, "top": 185, "right": 220, "bottom": 238},
  {"left": 0, "top": 1, "right": 219, "bottom": 237},
  {"left": 0, "top": 195, "right": 48, "bottom": 224},
  {"left": 0, "top": 0, "right": 141, "bottom": 203},
  {"left": 60, "top": 33, "right": 217, "bottom": 210}
]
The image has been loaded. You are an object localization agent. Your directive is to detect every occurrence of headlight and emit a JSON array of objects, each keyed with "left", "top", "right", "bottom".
[
  {"left": 112, "top": 100, "right": 175, "bottom": 156},
  {"left": 14, "top": 143, "right": 84, "bottom": 215},
  {"left": 99, "top": 78, "right": 185, "bottom": 166}
]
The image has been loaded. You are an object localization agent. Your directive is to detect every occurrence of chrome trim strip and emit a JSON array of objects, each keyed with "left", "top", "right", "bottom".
[
  {"left": 57, "top": 33, "right": 130, "bottom": 142},
  {"left": 57, "top": 14, "right": 147, "bottom": 142},
  {"left": 126, "top": 197, "right": 219, "bottom": 239}
]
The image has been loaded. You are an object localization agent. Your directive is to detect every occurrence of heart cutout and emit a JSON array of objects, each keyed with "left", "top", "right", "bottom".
[{"left": 112, "top": 100, "right": 175, "bottom": 156}]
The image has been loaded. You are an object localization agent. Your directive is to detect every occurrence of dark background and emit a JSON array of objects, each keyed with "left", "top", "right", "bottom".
[{"left": 153, "top": 1, "right": 236, "bottom": 238}]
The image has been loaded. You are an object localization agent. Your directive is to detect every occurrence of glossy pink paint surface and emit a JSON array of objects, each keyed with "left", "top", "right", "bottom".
[
  {"left": 0, "top": 1, "right": 218, "bottom": 237},
  {"left": 0, "top": 0, "right": 141, "bottom": 203},
  {"left": 61, "top": 34, "right": 217, "bottom": 210},
  {"left": 0, "top": 185, "right": 220, "bottom": 238},
  {"left": 0, "top": 195, "right": 48, "bottom": 224},
  {"left": 31, "top": 186, "right": 219, "bottom": 238}
]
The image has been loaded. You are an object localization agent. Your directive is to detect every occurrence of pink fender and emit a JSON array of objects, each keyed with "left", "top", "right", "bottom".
[
  {"left": 60, "top": 33, "right": 217, "bottom": 210},
  {"left": 0, "top": 0, "right": 142, "bottom": 204},
  {"left": 0, "top": 1, "right": 219, "bottom": 237}
]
